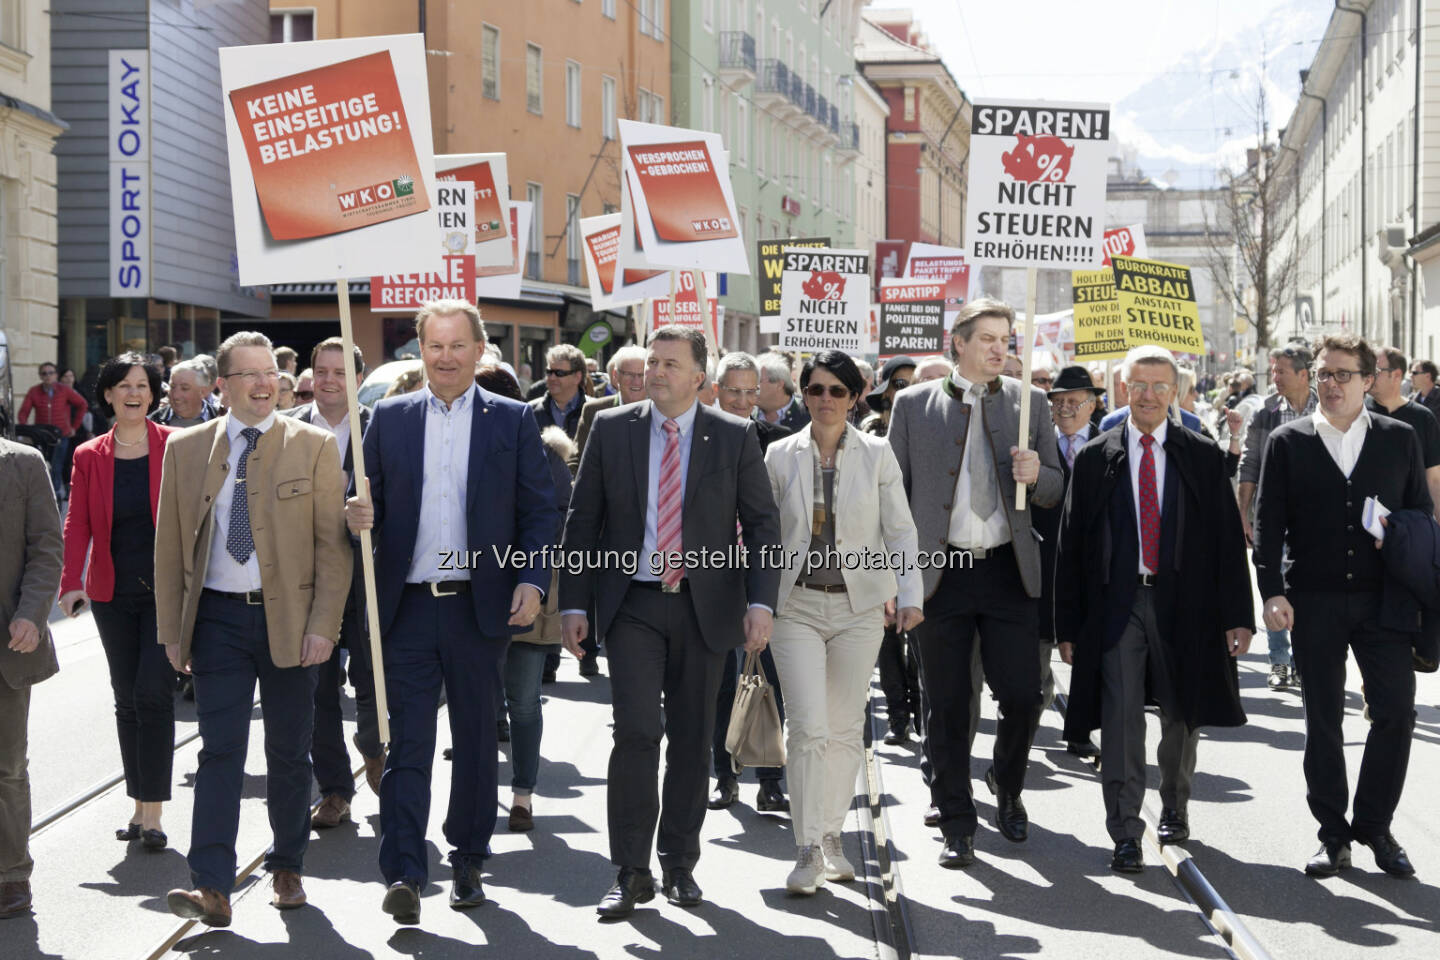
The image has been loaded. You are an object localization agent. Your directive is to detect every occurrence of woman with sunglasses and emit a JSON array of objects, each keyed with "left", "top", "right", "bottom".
[{"left": 762, "top": 350, "right": 923, "bottom": 894}]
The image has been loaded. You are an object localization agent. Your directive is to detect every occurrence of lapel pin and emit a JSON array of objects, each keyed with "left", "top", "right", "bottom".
[{"left": 703, "top": 435, "right": 710, "bottom": 441}]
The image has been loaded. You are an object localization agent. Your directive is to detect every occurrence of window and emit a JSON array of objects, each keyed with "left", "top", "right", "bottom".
[
  {"left": 653, "top": 94, "right": 665, "bottom": 126},
  {"left": 602, "top": 76, "right": 617, "bottom": 139},
  {"left": 736, "top": 100, "right": 748, "bottom": 167},
  {"left": 701, "top": 78, "right": 715, "bottom": 131},
  {"left": 703, "top": 0, "right": 714, "bottom": 31},
  {"left": 566, "top": 195, "right": 582, "bottom": 285},
  {"left": 756, "top": 119, "right": 764, "bottom": 177},
  {"left": 639, "top": 0, "right": 652, "bottom": 37},
  {"left": 269, "top": 10, "right": 314, "bottom": 43},
  {"left": 526, "top": 44, "right": 543, "bottom": 115},
  {"left": 565, "top": 61, "right": 582, "bottom": 127},
  {"left": 603, "top": 0, "right": 615, "bottom": 18},
  {"left": 526, "top": 183, "right": 543, "bottom": 278},
  {"left": 481, "top": 25, "right": 500, "bottom": 100},
  {"left": 637, "top": 87, "right": 652, "bottom": 123}
]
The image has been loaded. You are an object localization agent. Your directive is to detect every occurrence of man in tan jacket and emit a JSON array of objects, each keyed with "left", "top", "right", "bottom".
[{"left": 156, "top": 332, "right": 351, "bottom": 926}]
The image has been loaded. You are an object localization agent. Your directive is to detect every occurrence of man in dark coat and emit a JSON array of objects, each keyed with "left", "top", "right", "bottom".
[{"left": 1056, "top": 346, "right": 1253, "bottom": 875}]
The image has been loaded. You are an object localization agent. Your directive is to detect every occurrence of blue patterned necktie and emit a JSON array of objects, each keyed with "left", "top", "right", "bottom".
[{"left": 226, "top": 427, "right": 261, "bottom": 565}]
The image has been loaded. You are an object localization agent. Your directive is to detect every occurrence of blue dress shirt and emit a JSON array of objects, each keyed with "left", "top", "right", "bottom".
[{"left": 407, "top": 383, "right": 475, "bottom": 583}]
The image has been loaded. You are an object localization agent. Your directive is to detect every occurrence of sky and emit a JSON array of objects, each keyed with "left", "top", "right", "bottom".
[{"left": 875, "top": 0, "right": 1333, "bottom": 187}]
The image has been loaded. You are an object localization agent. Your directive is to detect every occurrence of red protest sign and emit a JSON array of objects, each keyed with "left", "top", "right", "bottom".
[{"left": 370, "top": 254, "right": 475, "bottom": 312}]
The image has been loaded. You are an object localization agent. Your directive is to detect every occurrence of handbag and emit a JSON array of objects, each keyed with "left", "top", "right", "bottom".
[{"left": 724, "top": 650, "right": 786, "bottom": 774}]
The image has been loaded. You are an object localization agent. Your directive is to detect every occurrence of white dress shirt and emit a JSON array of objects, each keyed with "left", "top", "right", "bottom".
[
  {"left": 1126, "top": 417, "right": 1168, "bottom": 575},
  {"left": 204, "top": 412, "right": 276, "bottom": 592},
  {"left": 947, "top": 370, "right": 1010, "bottom": 550},
  {"left": 1312, "top": 407, "right": 1371, "bottom": 478},
  {"left": 407, "top": 384, "right": 475, "bottom": 583},
  {"left": 310, "top": 405, "right": 352, "bottom": 489}
]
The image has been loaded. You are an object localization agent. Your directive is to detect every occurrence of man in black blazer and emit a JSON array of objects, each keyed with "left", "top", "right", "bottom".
[
  {"left": 560, "top": 326, "right": 782, "bottom": 918},
  {"left": 282, "top": 337, "right": 381, "bottom": 826},
  {"left": 1056, "top": 347, "right": 1253, "bottom": 874},
  {"left": 1255, "top": 334, "right": 1429, "bottom": 879},
  {"left": 1409, "top": 358, "right": 1440, "bottom": 419}
]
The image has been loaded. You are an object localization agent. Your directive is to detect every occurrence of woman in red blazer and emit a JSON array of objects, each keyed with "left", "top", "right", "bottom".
[{"left": 59, "top": 352, "right": 176, "bottom": 851}]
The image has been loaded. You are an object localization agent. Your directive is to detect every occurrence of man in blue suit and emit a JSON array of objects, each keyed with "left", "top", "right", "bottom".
[{"left": 346, "top": 299, "right": 556, "bottom": 925}]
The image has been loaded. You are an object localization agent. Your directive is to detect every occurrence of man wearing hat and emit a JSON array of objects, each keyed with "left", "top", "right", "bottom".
[
  {"left": 1033, "top": 366, "right": 1105, "bottom": 757},
  {"left": 861, "top": 356, "right": 916, "bottom": 439}
]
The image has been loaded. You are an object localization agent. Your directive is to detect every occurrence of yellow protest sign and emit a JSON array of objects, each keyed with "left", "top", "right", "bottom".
[
  {"left": 1071, "top": 268, "right": 1128, "bottom": 360},
  {"left": 1111, "top": 256, "right": 1205, "bottom": 355}
]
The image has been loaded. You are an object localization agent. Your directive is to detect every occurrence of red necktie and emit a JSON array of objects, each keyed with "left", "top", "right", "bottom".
[
  {"left": 657, "top": 419, "right": 684, "bottom": 587},
  {"left": 1138, "top": 433, "right": 1159, "bottom": 573}
]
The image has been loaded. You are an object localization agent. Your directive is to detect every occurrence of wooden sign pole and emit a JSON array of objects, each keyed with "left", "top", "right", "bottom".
[
  {"left": 336, "top": 278, "right": 389, "bottom": 745},
  {"left": 1015, "top": 266, "right": 1038, "bottom": 511},
  {"left": 691, "top": 268, "right": 719, "bottom": 360}
]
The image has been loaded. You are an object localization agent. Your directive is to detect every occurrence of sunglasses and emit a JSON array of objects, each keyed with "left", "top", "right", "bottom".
[
  {"left": 890, "top": 378, "right": 911, "bottom": 391},
  {"left": 803, "top": 384, "right": 852, "bottom": 399},
  {"left": 295, "top": 390, "right": 314, "bottom": 400},
  {"left": 546, "top": 367, "right": 578, "bottom": 377}
]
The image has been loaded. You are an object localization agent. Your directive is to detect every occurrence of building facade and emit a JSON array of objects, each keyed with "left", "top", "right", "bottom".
[
  {"left": 52, "top": 0, "right": 270, "bottom": 382},
  {"left": 670, "top": 0, "right": 867, "bottom": 354},
  {"left": 850, "top": 72, "right": 889, "bottom": 264},
  {"left": 1, "top": 0, "right": 66, "bottom": 396}
]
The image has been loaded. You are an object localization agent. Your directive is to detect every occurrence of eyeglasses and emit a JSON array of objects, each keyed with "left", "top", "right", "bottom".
[
  {"left": 1412, "top": 368, "right": 1427, "bottom": 377},
  {"left": 616, "top": 370, "right": 646, "bottom": 382},
  {"left": 1052, "top": 397, "right": 1095, "bottom": 412},
  {"left": 295, "top": 390, "right": 313, "bottom": 400},
  {"left": 1314, "top": 368, "right": 1362, "bottom": 384},
  {"left": 720, "top": 386, "right": 760, "bottom": 400},
  {"left": 225, "top": 368, "right": 281, "bottom": 383},
  {"left": 1125, "top": 381, "right": 1176, "bottom": 399},
  {"left": 890, "top": 378, "right": 911, "bottom": 391},
  {"left": 803, "top": 384, "right": 852, "bottom": 400},
  {"left": 1375, "top": 365, "right": 1400, "bottom": 375},
  {"left": 546, "top": 367, "right": 578, "bottom": 377},
  {"left": 39, "top": 369, "right": 56, "bottom": 377},
  {"left": 1031, "top": 376, "right": 1054, "bottom": 386}
]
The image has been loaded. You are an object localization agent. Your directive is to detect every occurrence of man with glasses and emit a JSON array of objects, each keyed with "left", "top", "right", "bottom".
[
  {"left": 572, "top": 346, "right": 648, "bottom": 473},
  {"left": 1369, "top": 348, "right": 1440, "bottom": 519},
  {"left": 157, "top": 331, "right": 352, "bottom": 924},
  {"left": 18, "top": 362, "right": 88, "bottom": 500},
  {"left": 531, "top": 343, "right": 588, "bottom": 440},
  {"left": 1057, "top": 345, "right": 1252, "bottom": 874},
  {"left": 1029, "top": 364, "right": 1056, "bottom": 392},
  {"left": 1236, "top": 345, "right": 1317, "bottom": 691},
  {"left": 1255, "top": 335, "right": 1427, "bottom": 879},
  {"left": 1409, "top": 359, "right": 1440, "bottom": 418}
]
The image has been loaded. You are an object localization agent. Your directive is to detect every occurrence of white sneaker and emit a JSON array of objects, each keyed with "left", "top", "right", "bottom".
[
  {"left": 822, "top": 833, "right": 855, "bottom": 881},
  {"left": 786, "top": 844, "right": 826, "bottom": 895}
]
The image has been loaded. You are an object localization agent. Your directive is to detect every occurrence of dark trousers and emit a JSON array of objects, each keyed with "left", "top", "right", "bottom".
[
  {"left": 914, "top": 547, "right": 1041, "bottom": 837},
  {"left": 379, "top": 586, "right": 505, "bottom": 885},
  {"left": 606, "top": 584, "right": 725, "bottom": 872},
  {"left": 188, "top": 593, "right": 317, "bottom": 894},
  {"left": 92, "top": 593, "right": 175, "bottom": 802},
  {"left": 878, "top": 624, "right": 921, "bottom": 730},
  {"left": 712, "top": 645, "right": 785, "bottom": 782},
  {"left": 1293, "top": 590, "right": 1416, "bottom": 844},
  {"left": 312, "top": 596, "right": 380, "bottom": 799}
]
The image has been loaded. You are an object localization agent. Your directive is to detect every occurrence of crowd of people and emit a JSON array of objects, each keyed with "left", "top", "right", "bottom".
[{"left": 0, "top": 295, "right": 1432, "bottom": 929}]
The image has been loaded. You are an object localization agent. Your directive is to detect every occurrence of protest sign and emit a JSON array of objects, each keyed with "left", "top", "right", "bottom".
[
  {"left": 878, "top": 279, "right": 946, "bottom": 359},
  {"left": 220, "top": 34, "right": 438, "bottom": 286},
  {"left": 648, "top": 270, "right": 720, "bottom": 333},
  {"left": 618, "top": 121, "right": 749, "bottom": 274},
  {"left": 436, "top": 153, "right": 512, "bottom": 267},
  {"left": 1071, "top": 268, "right": 1127, "bottom": 360},
  {"left": 777, "top": 248, "right": 870, "bottom": 354},
  {"left": 901, "top": 242, "right": 971, "bottom": 327},
  {"left": 1111, "top": 256, "right": 1205, "bottom": 355},
  {"left": 758, "top": 236, "right": 829, "bottom": 316},
  {"left": 965, "top": 100, "right": 1111, "bottom": 270},
  {"left": 581, "top": 213, "right": 670, "bottom": 310},
  {"left": 1101, "top": 224, "right": 1147, "bottom": 267},
  {"left": 369, "top": 182, "right": 475, "bottom": 311},
  {"left": 474, "top": 201, "right": 530, "bottom": 301}
]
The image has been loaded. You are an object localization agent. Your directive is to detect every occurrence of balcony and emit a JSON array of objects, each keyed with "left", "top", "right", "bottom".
[
  {"left": 718, "top": 31, "right": 756, "bottom": 88},
  {"left": 757, "top": 60, "right": 800, "bottom": 117},
  {"left": 838, "top": 121, "right": 860, "bottom": 158},
  {"left": 829, "top": 105, "right": 840, "bottom": 136}
]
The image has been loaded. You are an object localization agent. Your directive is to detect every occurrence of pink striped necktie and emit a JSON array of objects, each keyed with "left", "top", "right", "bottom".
[{"left": 657, "top": 419, "right": 684, "bottom": 587}]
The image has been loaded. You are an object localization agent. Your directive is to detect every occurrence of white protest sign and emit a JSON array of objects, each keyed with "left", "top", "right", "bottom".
[
  {"left": 580, "top": 213, "right": 671, "bottom": 310},
  {"left": 436, "top": 153, "right": 512, "bottom": 267},
  {"left": 965, "top": 100, "right": 1111, "bottom": 270},
  {"left": 1101, "top": 223, "right": 1148, "bottom": 266},
  {"left": 777, "top": 248, "right": 871, "bottom": 355},
  {"left": 436, "top": 182, "right": 474, "bottom": 256},
  {"left": 219, "top": 34, "right": 439, "bottom": 286},
  {"left": 474, "top": 200, "right": 530, "bottom": 301}
]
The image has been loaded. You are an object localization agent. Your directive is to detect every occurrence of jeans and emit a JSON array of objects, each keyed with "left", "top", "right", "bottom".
[
  {"left": 503, "top": 642, "right": 559, "bottom": 795},
  {"left": 91, "top": 594, "right": 175, "bottom": 801},
  {"left": 48, "top": 436, "right": 70, "bottom": 496},
  {"left": 1267, "top": 628, "right": 1293, "bottom": 667}
]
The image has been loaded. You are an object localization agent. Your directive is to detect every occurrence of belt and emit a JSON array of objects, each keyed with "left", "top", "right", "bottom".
[
  {"left": 802, "top": 582, "right": 848, "bottom": 594},
  {"left": 405, "top": 581, "right": 471, "bottom": 597},
  {"left": 1137, "top": 573, "right": 1164, "bottom": 587},
  {"left": 631, "top": 579, "right": 690, "bottom": 594},
  {"left": 951, "top": 542, "right": 1013, "bottom": 561},
  {"left": 203, "top": 588, "right": 264, "bottom": 606}
]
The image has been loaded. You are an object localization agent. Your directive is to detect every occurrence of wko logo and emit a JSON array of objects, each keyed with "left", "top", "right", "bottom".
[{"left": 338, "top": 175, "right": 416, "bottom": 212}]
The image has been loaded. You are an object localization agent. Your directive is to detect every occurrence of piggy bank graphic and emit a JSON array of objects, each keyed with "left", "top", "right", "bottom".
[
  {"left": 1001, "top": 135, "right": 1074, "bottom": 183},
  {"left": 801, "top": 270, "right": 846, "bottom": 300}
]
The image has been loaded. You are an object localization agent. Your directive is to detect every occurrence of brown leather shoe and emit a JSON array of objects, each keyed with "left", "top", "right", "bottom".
[
  {"left": 0, "top": 880, "right": 33, "bottom": 919},
  {"left": 166, "top": 887, "right": 231, "bottom": 927},
  {"left": 271, "top": 870, "right": 307, "bottom": 910},
  {"left": 311, "top": 794, "right": 352, "bottom": 829},
  {"left": 363, "top": 752, "right": 385, "bottom": 795},
  {"left": 508, "top": 804, "right": 534, "bottom": 832}
]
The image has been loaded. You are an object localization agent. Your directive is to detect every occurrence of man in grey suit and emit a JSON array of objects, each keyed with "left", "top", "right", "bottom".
[
  {"left": 0, "top": 438, "right": 63, "bottom": 919},
  {"left": 888, "top": 297, "right": 1063, "bottom": 869},
  {"left": 560, "top": 325, "right": 781, "bottom": 919}
]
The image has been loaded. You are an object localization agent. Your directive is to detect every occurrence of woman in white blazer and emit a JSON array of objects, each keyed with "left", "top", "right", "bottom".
[{"left": 763, "top": 350, "right": 924, "bottom": 895}]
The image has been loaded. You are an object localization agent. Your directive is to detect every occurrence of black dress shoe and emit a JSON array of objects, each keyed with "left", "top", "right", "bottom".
[
  {"left": 938, "top": 834, "right": 975, "bottom": 869},
  {"left": 1157, "top": 808, "right": 1189, "bottom": 845},
  {"left": 443, "top": 747, "right": 453, "bottom": 761},
  {"left": 707, "top": 777, "right": 739, "bottom": 810},
  {"left": 923, "top": 805, "right": 942, "bottom": 828},
  {"left": 995, "top": 792, "right": 1028, "bottom": 843},
  {"left": 450, "top": 861, "right": 486, "bottom": 909},
  {"left": 661, "top": 867, "right": 703, "bottom": 907},
  {"left": 1357, "top": 833, "right": 1416, "bottom": 877},
  {"left": 497, "top": 718, "right": 511, "bottom": 743},
  {"left": 756, "top": 780, "right": 790, "bottom": 812},
  {"left": 883, "top": 721, "right": 910, "bottom": 745},
  {"left": 542, "top": 668, "right": 558, "bottom": 684},
  {"left": 116, "top": 822, "right": 141, "bottom": 842},
  {"left": 382, "top": 880, "right": 421, "bottom": 925},
  {"left": 596, "top": 867, "right": 654, "bottom": 919},
  {"left": 1111, "top": 838, "right": 1144, "bottom": 873},
  {"left": 141, "top": 829, "right": 168, "bottom": 851},
  {"left": 1066, "top": 741, "right": 1100, "bottom": 759},
  {"left": 1305, "top": 841, "right": 1352, "bottom": 877},
  {"left": 579, "top": 657, "right": 600, "bottom": 677}
]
